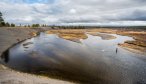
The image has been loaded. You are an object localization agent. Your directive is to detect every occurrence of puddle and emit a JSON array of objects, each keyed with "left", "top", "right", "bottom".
[{"left": 0, "top": 32, "right": 146, "bottom": 84}]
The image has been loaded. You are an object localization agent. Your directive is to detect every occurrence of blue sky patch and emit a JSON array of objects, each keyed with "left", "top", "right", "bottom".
[{"left": 23, "top": 0, "right": 56, "bottom": 4}]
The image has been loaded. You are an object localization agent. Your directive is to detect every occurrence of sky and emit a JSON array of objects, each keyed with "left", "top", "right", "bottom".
[{"left": 0, "top": 0, "right": 146, "bottom": 26}]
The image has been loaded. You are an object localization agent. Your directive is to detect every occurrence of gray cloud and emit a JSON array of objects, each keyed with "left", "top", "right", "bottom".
[
  {"left": 0, "top": 0, "right": 146, "bottom": 25},
  {"left": 120, "top": 9, "right": 146, "bottom": 21}
]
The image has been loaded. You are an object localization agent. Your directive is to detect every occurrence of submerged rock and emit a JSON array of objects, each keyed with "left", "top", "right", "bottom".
[{"left": 23, "top": 42, "right": 33, "bottom": 46}]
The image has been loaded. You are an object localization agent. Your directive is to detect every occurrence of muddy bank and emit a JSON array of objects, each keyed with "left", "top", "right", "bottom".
[
  {"left": 0, "top": 27, "right": 74, "bottom": 84},
  {"left": 87, "top": 32, "right": 116, "bottom": 40},
  {"left": 0, "top": 28, "right": 46, "bottom": 55},
  {"left": 118, "top": 31, "right": 146, "bottom": 54}
]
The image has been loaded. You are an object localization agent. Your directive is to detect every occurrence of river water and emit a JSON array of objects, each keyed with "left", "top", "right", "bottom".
[{"left": 0, "top": 32, "right": 146, "bottom": 84}]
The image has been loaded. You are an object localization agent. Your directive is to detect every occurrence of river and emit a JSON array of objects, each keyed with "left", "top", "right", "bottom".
[{"left": 0, "top": 32, "right": 146, "bottom": 84}]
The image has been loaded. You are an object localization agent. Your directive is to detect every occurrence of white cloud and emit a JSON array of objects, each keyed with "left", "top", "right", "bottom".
[
  {"left": 69, "top": 9, "right": 77, "bottom": 14},
  {"left": 0, "top": 0, "right": 146, "bottom": 25},
  {"left": 23, "top": 16, "right": 33, "bottom": 22}
]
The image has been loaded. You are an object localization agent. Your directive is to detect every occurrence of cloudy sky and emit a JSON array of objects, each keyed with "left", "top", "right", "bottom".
[{"left": 0, "top": 0, "right": 146, "bottom": 26}]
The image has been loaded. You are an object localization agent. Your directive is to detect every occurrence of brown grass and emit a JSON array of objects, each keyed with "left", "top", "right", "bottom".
[
  {"left": 118, "top": 31, "right": 146, "bottom": 53},
  {"left": 29, "top": 32, "right": 37, "bottom": 36},
  {"left": 46, "top": 29, "right": 88, "bottom": 42}
]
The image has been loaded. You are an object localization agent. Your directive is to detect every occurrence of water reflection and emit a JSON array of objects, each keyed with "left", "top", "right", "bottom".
[
  {"left": 1, "top": 50, "right": 9, "bottom": 63},
  {"left": 1, "top": 33, "right": 146, "bottom": 84}
]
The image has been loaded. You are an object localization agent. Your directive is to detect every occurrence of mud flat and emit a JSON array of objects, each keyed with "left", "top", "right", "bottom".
[
  {"left": 0, "top": 27, "right": 74, "bottom": 84},
  {"left": 87, "top": 32, "right": 116, "bottom": 40}
]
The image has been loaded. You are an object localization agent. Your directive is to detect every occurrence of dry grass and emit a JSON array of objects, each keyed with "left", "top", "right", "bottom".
[
  {"left": 86, "top": 28, "right": 118, "bottom": 34},
  {"left": 46, "top": 29, "right": 88, "bottom": 42},
  {"left": 118, "top": 31, "right": 146, "bottom": 53},
  {"left": 28, "top": 32, "right": 37, "bottom": 36}
]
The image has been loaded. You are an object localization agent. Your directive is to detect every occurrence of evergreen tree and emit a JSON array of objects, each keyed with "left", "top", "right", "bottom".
[
  {"left": 11, "top": 23, "right": 15, "bottom": 27},
  {"left": 19, "top": 24, "right": 22, "bottom": 27},
  {"left": 0, "top": 12, "right": 5, "bottom": 27},
  {"left": 28, "top": 25, "right": 30, "bottom": 27},
  {"left": 32, "top": 24, "right": 40, "bottom": 27},
  {"left": 5, "top": 22, "right": 10, "bottom": 27}
]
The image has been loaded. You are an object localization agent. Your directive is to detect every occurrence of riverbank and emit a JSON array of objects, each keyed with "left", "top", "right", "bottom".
[
  {"left": 118, "top": 31, "right": 146, "bottom": 54},
  {"left": 0, "top": 27, "right": 74, "bottom": 84}
]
